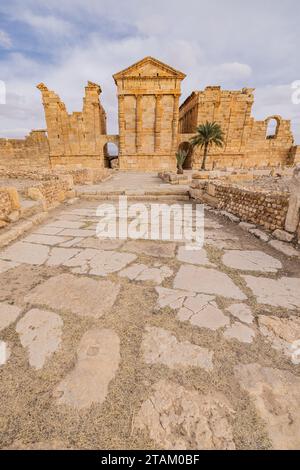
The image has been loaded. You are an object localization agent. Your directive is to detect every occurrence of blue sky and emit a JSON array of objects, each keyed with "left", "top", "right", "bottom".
[{"left": 0, "top": 0, "right": 299, "bottom": 141}]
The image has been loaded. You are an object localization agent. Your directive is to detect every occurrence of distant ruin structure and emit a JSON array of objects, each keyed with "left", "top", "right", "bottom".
[{"left": 0, "top": 56, "right": 299, "bottom": 171}]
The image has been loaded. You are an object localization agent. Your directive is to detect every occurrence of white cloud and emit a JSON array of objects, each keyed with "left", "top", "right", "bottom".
[
  {"left": 0, "top": 30, "right": 12, "bottom": 49},
  {"left": 0, "top": 0, "right": 299, "bottom": 144},
  {"left": 22, "top": 12, "right": 73, "bottom": 37}
]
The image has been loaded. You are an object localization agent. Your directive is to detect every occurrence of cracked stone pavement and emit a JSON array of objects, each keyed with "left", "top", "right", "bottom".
[{"left": 0, "top": 197, "right": 300, "bottom": 450}]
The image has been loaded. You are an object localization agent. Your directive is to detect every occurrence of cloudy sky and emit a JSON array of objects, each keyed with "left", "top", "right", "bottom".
[{"left": 0, "top": 0, "right": 299, "bottom": 142}]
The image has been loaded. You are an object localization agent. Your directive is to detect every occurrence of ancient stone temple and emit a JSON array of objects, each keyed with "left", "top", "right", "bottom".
[
  {"left": 113, "top": 57, "right": 185, "bottom": 171},
  {"left": 0, "top": 56, "right": 299, "bottom": 171}
]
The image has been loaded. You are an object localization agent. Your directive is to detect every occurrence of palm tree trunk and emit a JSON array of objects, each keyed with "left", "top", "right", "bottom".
[{"left": 201, "top": 143, "right": 208, "bottom": 170}]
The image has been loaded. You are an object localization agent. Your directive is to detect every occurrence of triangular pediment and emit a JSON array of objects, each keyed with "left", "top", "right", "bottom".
[{"left": 113, "top": 57, "right": 186, "bottom": 81}]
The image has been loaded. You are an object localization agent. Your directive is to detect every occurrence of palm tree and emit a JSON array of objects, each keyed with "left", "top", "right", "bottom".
[
  {"left": 176, "top": 149, "right": 188, "bottom": 174},
  {"left": 190, "top": 121, "right": 225, "bottom": 171}
]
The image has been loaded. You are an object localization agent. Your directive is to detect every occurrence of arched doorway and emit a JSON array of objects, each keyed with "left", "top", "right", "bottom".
[
  {"left": 104, "top": 142, "right": 119, "bottom": 168},
  {"left": 266, "top": 117, "right": 280, "bottom": 139},
  {"left": 178, "top": 142, "right": 193, "bottom": 169}
]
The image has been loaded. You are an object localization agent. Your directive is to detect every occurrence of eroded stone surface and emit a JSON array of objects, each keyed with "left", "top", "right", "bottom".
[
  {"left": 0, "top": 259, "right": 20, "bottom": 274},
  {"left": 23, "top": 234, "right": 69, "bottom": 246},
  {"left": 0, "top": 242, "right": 49, "bottom": 265},
  {"left": 155, "top": 287, "right": 194, "bottom": 310},
  {"left": 177, "top": 246, "right": 214, "bottom": 266},
  {"left": 54, "top": 328, "right": 120, "bottom": 409},
  {"left": 258, "top": 315, "right": 300, "bottom": 361},
  {"left": 122, "top": 239, "right": 176, "bottom": 258},
  {"left": 89, "top": 251, "right": 136, "bottom": 276},
  {"left": 224, "top": 322, "right": 255, "bottom": 343},
  {"left": 174, "top": 265, "right": 246, "bottom": 300},
  {"left": 119, "top": 263, "right": 173, "bottom": 284},
  {"left": 178, "top": 294, "right": 230, "bottom": 330},
  {"left": 243, "top": 275, "right": 300, "bottom": 309},
  {"left": 25, "top": 274, "right": 120, "bottom": 318},
  {"left": 75, "top": 237, "right": 124, "bottom": 251},
  {"left": 226, "top": 303, "right": 254, "bottom": 324},
  {"left": 46, "top": 247, "right": 80, "bottom": 266},
  {"left": 63, "top": 248, "right": 136, "bottom": 276},
  {"left": 16, "top": 308, "right": 63, "bottom": 369},
  {"left": 268, "top": 240, "right": 300, "bottom": 258},
  {"left": 142, "top": 327, "right": 213, "bottom": 371},
  {"left": 222, "top": 250, "right": 282, "bottom": 273},
  {"left": 234, "top": 363, "right": 300, "bottom": 449},
  {"left": 135, "top": 380, "right": 235, "bottom": 449},
  {"left": 0, "top": 340, "right": 10, "bottom": 365},
  {"left": 0, "top": 303, "right": 22, "bottom": 331}
]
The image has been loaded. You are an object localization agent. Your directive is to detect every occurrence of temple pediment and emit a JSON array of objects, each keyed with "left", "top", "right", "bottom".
[{"left": 113, "top": 56, "right": 186, "bottom": 81}]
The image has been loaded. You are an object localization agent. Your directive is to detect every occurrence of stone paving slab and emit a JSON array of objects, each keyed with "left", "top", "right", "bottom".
[
  {"left": 142, "top": 327, "right": 213, "bottom": 371},
  {"left": 24, "top": 274, "right": 120, "bottom": 318},
  {"left": 174, "top": 265, "right": 247, "bottom": 300},
  {"left": 135, "top": 380, "right": 235, "bottom": 450},
  {"left": 23, "top": 234, "right": 70, "bottom": 246},
  {"left": 0, "top": 241, "right": 50, "bottom": 265},
  {"left": 53, "top": 328, "right": 120, "bottom": 409},
  {"left": 243, "top": 275, "right": 300, "bottom": 309},
  {"left": 222, "top": 250, "right": 282, "bottom": 273},
  {"left": 0, "top": 303, "right": 22, "bottom": 331},
  {"left": 16, "top": 308, "right": 63, "bottom": 370}
]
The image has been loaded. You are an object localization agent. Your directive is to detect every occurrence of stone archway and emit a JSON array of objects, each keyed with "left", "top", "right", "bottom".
[
  {"left": 178, "top": 141, "right": 193, "bottom": 169},
  {"left": 265, "top": 116, "right": 281, "bottom": 139},
  {"left": 104, "top": 142, "right": 119, "bottom": 168}
]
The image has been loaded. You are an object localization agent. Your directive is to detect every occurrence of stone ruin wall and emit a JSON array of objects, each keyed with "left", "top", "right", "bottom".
[
  {"left": 0, "top": 130, "right": 50, "bottom": 170},
  {"left": 0, "top": 187, "right": 20, "bottom": 228},
  {"left": 0, "top": 58, "right": 298, "bottom": 174},
  {"left": 179, "top": 86, "right": 297, "bottom": 169},
  {"left": 190, "top": 175, "right": 300, "bottom": 243},
  {"left": 37, "top": 81, "right": 109, "bottom": 170}
]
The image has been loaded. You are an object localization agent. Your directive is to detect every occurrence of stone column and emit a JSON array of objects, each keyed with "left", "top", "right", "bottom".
[
  {"left": 172, "top": 94, "right": 180, "bottom": 152},
  {"left": 136, "top": 94, "right": 142, "bottom": 153},
  {"left": 155, "top": 94, "right": 162, "bottom": 152},
  {"left": 118, "top": 95, "right": 125, "bottom": 155}
]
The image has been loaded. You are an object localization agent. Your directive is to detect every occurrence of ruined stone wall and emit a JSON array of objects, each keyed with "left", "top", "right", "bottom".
[
  {"left": 0, "top": 130, "right": 50, "bottom": 169},
  {"left": 289, "top": 145, "right": 300, "bottom": 165},
  {"left": 179, "top": 87, "right": 294, "bottom": 169},
  {"left": 27, "top": 175, "right": 74, "bottom": 209},
  {"left": 0, "top": 189, "right": 13, "bottom": 220},
  {"left": 191, "top": 179, "right": 289, "bottom": 231},
  {"left": 113, "top": 57, "right": 185, "bottom": 171},
  {"left": 0, "top": 187, "right": 20, "bottom": 227},
  {"left": 215, "top": 183, "right": 289, "bottom": 230},
  {"left": 37, "top": 81, "right": 108, "bottom": 169}
]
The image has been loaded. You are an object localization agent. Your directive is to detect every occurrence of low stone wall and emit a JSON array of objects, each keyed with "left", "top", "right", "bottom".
[
  {"left": 0, "top": 166, "right": 112, "bottom": 185},
  {"left": 0, "top": 130, "right": 50, "bottom": 169},
  {"left": 0, "top": 187, "right": 20, "bottom": 228},
  {"left": 27, "top": 175, "right": 74, "bottom": 209},
  {"left": 57, "top": 167, "right": 112, "bottom": 185},
  {"left": 214, "top": 183, "right": 289, "bottom": 231},
  {"left": 190, "top": 180, "right": 290, "bottom": 232}
]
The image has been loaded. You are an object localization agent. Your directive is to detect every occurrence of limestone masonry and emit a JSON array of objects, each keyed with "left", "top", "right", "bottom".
[{"left": 0, "top": 56, "right": 298, "bottom": 171}]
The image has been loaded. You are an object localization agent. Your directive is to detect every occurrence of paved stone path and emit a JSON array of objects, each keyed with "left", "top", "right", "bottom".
[{"left": 0, "top": 194, "right": 300, "bottom": 450}]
